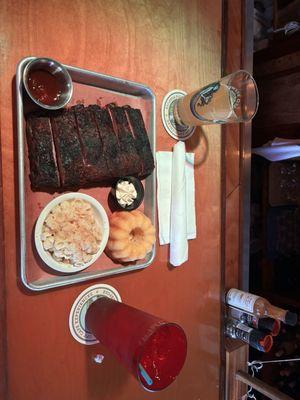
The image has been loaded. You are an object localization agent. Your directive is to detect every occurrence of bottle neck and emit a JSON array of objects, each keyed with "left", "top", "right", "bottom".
[{"left": 264, "top": 304, "right": 287, "bottom": 322}]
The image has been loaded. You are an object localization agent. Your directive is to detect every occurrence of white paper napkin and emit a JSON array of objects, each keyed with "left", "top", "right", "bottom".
[
  {"left": 170, "top": 142, "right": 188, "bottom": 266},
  {"left": 156, "top": 142, "right": 196, "bottom": 266},
  {"left": 252, "top": 137, "right": 300, "bottom": 161}
]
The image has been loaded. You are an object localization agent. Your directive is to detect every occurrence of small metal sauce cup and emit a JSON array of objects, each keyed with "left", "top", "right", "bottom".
[{"left": 23, "top": 57, "right": 73, "bottom": 110}]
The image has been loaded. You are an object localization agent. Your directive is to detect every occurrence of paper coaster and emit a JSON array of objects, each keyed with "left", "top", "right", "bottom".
[
  {"left": 161, "top": 90, "right": 195, "bottom": 141},
  {"left": 69, "top": 284, "right": 122, "bottom": 345}
]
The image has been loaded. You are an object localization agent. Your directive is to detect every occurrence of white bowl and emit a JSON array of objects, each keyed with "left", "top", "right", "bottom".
[{"left": 35, "top": 193, "right": 109, "bottom": 274}]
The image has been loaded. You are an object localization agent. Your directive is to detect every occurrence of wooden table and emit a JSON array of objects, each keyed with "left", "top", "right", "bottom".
[{"left": 0, "top": 1, "right": 251, "bottom": 399}]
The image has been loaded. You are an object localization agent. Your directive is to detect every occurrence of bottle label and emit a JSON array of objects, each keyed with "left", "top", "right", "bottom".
[
  {"left": 240, "top": 312, "right": 259, "bottom": 328},
  {"left": 227, "top": 289, "right": 259, "bottom": 313},
  {"left": 234, "top": 322, "right": 253, "bottom": 343},
  {"left": 236, "top": 322, "right": 253, "bottom": 334},
  {"left": 229, "top": 307, "right": 258, "bottom": 328},
  {"left": 247, "top": 315, "right": 259, "bottom": 328},
  {"left": 229, "top": 307, "right": 243, "bottom": 320}
]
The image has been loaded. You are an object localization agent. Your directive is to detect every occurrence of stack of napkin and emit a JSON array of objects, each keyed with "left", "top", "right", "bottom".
[
  {"left": 156, "top": 141, "right": 196, "bottom": 266},
  {"left": 252, "top": 137, "right": 300, "bottom": 161}
]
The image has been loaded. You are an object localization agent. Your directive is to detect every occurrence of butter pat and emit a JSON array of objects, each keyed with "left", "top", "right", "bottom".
[{"left": 116, "top": 181, "right": 137, "bottom": 206}]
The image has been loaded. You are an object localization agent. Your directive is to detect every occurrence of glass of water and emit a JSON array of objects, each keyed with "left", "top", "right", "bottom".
[{"left": 175, "top": 70, "right": 259, "bottom": 126}]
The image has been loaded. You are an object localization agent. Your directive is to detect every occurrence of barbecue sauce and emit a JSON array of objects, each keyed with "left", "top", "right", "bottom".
[{"left": 27, "top": 69, "right": 64, "bottom": 106}]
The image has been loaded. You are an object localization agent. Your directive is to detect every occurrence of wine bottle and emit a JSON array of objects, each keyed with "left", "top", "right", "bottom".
[
  {"left": 228, "top": 306, "right": 281, "bottom": 336},
  {"left": 226, "top": 289, "right": 297, "bottom": 326},
  {"left": 225, "top": 319, "right": 273, "bottom": 352}
]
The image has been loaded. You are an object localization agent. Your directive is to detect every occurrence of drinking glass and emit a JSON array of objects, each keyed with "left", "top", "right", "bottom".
[
  {"left": 162, "top": 70, "right": 259, "bottom": 140},
  {"left": 86, "top": 297, "right": 187, "bottom": 391},
  {"left": 176, "top": 69, "right": 258, "bottom": 126}
]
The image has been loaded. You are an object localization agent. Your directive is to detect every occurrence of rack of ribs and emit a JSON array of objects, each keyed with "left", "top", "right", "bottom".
[
  {"left": 50, "top": 109, "right": 85, "bottom": 188},
  {"left": 25, "top": 104, "right": 154, "bottom": 191},
  {"left": 124, "top": 106, "right": 155, "bottom": 176},
  {"left": 72, "top": 104, "right": 110, "bottom": 182},
  {"left": 89, "top": 104, "right": 125, "bottom": 178},
  {"left": 106, "top": 104, "right": 143, "bottom": 177},
  {"left": 26, "top": 115, "right": 60, "bottom": 189}
]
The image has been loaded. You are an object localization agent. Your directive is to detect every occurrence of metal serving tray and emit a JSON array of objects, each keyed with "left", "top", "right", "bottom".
[{"left": 16, "top": 56, "right": 156, "bottom": 292}]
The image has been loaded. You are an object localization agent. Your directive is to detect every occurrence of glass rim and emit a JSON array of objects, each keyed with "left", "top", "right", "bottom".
[{"left": 225, "top": 69, "right": 259, "bottom": 122}]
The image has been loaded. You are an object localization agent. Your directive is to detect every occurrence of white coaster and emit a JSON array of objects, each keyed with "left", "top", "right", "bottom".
[
  {"left": 161, "top": 90, "right": 195, "bottom": 141},
  {"left": 69, "top": 284, "right": 122, "bottom": 345}
]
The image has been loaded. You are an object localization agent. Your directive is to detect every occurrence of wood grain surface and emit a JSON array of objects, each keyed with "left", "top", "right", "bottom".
[
  {"left": 0, "top": 1, "right": 223, "bottom": 399},
  {"left": 226, "top": 341, "right": 248, "bottom": 400},
  {"left": 0, "top": 99, "right": 7, "bottom": 400},
  {"left": 223, "top": 1, "right": 253, "bottom": 398},
  {"left": 223, "top": 0, "right": 254, "bottom": 292}
]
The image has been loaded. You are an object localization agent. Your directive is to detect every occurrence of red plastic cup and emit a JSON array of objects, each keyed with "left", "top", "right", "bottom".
[{"left": 86, "top": 297, "right": 187, "bottom": 391}]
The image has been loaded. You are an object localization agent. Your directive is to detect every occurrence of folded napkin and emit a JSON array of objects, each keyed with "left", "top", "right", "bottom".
[
  {"left": 156, "top": 142, "right": 196, "bottom": 266},
  {"left": 252, "top": 137, "right": 300, "bottom": 161}
]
